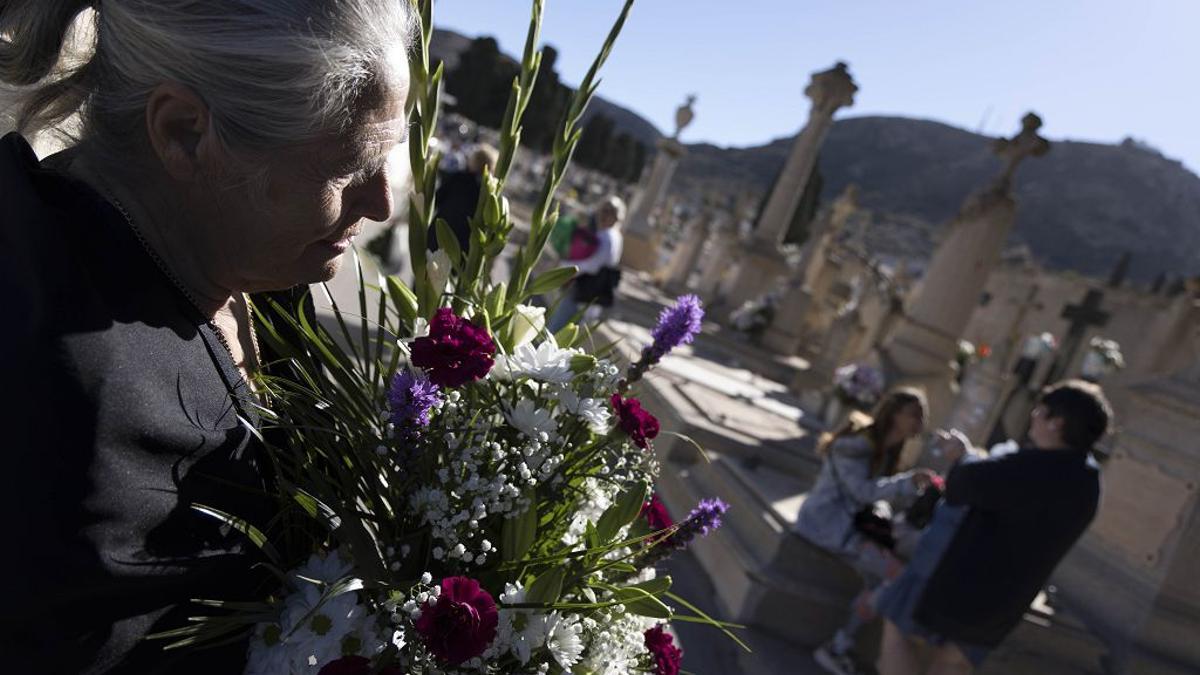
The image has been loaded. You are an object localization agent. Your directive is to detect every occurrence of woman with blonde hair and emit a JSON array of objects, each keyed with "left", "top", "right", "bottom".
[{"left": 795, "top": 388, "right": 937, "bottom": 675}]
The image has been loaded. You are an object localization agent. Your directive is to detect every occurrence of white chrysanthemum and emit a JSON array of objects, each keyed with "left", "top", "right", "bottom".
[
  {"left": 494, "top": 582, "right": 547, "bottom": 665},
  {"left": 497, "top": 337, "right": 578, "bottom": 383},
  {"left": 245, "top": 622, "right": 292, "bottom": 675},
  {"left": 541, "top": 612, "right": 585, "bottom": 669},
  {"left": 557, "top": 389, "right": 611, "bottom": 433},
  {"left": 293, "top": 550, "right": 353, "bottom": 585},
  {"left": 506, "top": 398, "right": 557, "bottom": 438},
  {"left": 248, "top": 553, "right": 383, "bottom": 675}
]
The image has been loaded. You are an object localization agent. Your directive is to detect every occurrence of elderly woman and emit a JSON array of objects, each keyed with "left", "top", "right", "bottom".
[
  {"left": 547, "top": 194, "right": 626, "bottom": 333},
  {"left": 0, "top": 1, "right": 413, "bottom": 672}
]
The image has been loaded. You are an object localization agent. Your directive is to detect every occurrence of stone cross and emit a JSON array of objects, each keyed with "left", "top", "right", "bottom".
[
  {"left": 753, "top": 62, "right": 857, "bottom": 248},
  {"left": 992, "top": 112, "right": 1050, "bottom": 191},
  {"left": 672, "top": 94, "right": 697, "bottom": 140},
  {"left": 1107, "top": 251, "right": 1132, "bottom": 288},
  {"left": 1044, "top": 288, "right": 1111, "bottom": 385}
]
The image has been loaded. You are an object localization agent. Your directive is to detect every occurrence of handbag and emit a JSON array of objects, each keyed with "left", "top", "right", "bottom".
[
  {"left": 904, "top": 481, "right": 944, "bottom": 529},
  {"left": 573, "top": 266, "right": 621, "bottom": 306}
]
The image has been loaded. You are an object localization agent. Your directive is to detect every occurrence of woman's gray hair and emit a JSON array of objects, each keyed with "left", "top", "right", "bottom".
[{"left": 1, "top": 0, "right": 416, "bottom": 166}]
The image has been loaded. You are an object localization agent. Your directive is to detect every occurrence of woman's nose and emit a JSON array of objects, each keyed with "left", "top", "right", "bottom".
[{"left": 353, "top": 166, "right": 394, "bottom": 223}]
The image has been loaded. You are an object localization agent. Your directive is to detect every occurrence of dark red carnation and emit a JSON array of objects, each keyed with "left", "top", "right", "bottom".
[
  {"left": 411, "top": 308, "right": 496, "bottom": 388},
  {"left": 317, "top": 655, "right": 403, "bottom": 675},
  {"left": 644, "top": 624, "right": 683, "bottom": 675},
  {"left": 641, "top": 493, "right": 674, "bottom": 543},
  {"left": 414, "top": 576, "right": 498, "bottom": 665},
  {"left": 610, "top": 393, "right": 660, "bottom": 449}
]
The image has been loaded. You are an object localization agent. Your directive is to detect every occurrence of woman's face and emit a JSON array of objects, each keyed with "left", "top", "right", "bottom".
[
  {"left": 891, "top": 401, "right": 926, "bottom": 441},
  {"left": 197, "top": 81, "right": 409, "bottom": 292}
]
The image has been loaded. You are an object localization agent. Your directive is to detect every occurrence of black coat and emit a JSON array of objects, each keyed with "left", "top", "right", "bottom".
[
  {"left": 915, "top": 446, "right": 1101, "bottom": 647},
  {"left": 0, "top": 133, "right": 278, "bottom": 673},
  {"left": 429, "top": 169, "right": 481, "bottom": 256}
]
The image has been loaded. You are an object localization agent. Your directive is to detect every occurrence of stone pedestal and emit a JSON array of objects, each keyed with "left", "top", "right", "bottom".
[
  {"left": 661, "top": 216, "right": 711, "bottom": 294},
  {"left": 720, "top": 242, "right": 793, "bottom": 310},
  {"left": 881, "top": 113, "right": 1048, "bottom": 427},
  {"left": 761, "top": 287, "right": 817, "bottom": 355},
  {"left": 622, "top": 138, "right": 686, "bottom": 273},
  {"left": 882, "top": 188, "right": 1018, "bottom": 426},
  {"left": 620, "top": 227, "right": 664, "bottom": 273},
  {"left": 946, "top": 363, "right": 1007, "bottom": 443}
]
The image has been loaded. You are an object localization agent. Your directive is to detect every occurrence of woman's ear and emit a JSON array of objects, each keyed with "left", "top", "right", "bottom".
[{"left": 144, "top": 82, "right": 211, "bottom": 182}]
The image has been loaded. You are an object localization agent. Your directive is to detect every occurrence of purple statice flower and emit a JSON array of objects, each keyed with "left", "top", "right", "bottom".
[
  {"left": 634, "top": 496, "right": 729, "bottom": 570},
  {"left": 620, "top": 295, "right": 704, "bottom": 392},
  {"left": 675, "top": 497, "right": 729, "bottom": 541},
  {"left": 647, "top": 294, "right": 704, "bottom": 361},
  {"left": 388, "top": 370, "right": 442, "bottom": 430}
]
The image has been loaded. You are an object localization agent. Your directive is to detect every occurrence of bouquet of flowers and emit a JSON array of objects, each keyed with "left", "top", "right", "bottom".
[
  {"left": 153, "top": 1, "right": 740, "bottom": 673},
  {"left": 832, "top": 363, "right": 885, "bottom": 409}
]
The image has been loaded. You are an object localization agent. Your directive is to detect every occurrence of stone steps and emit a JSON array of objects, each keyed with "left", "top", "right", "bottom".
[{"left": 656, "top": 447, "right": 863, "bottom": 648}]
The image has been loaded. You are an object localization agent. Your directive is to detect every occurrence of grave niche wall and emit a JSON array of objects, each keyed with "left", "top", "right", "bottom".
[{"left": 1052, "top": 365, "right": 1200, "bottom": 674}]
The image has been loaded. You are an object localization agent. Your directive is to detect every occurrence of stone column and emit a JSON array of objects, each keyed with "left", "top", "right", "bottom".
[
  {"left": 622, "top": 96, "right": 696, "bottom": 272},
  {"left": 762, "top": 185, "right": 860, "bottom": 354},
  {"left": 879, "top": 113, "right": 1050, "bottom": 426},
  {"left": 722, "top": 62, "right": 857, "bottom": 309}
]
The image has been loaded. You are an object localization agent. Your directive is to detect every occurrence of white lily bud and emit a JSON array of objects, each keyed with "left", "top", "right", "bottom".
[
  {"left": 427, "top": 249, "right": 452, "bottom": 295},
  {"left": 509, "top": 304, "right": 546, "bottom": 347}
]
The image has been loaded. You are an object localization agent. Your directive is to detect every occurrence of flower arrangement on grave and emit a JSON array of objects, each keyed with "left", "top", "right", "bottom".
[
  {"left": 833, "top": 363, "right": 886, "bottom": 410},
  {"left": 150, "top": 1, "right": 742, "bottom": 672},
  {"left": 1081, "top": 337, "right": 1125, "bottom": 381},
  {"left": 729, "top": 291, "right": 780, "bottom": 340},
  {"left": 954, "top": 339, "right": 990, "bottom": 382}
]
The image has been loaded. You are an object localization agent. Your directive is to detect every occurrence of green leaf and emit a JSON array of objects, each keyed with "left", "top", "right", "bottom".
[
  {"left": 525, "top": 266, "right": 577, "bottom": 298},
  {"left": 191, "top": 504, "right": 279, "bottom": 565},
  {"left": 434, "top": 217, "right": 463, "bottom": 269},
  {"left": 485, "top": 282, "right": 508, "bottom": 320},
  {"left": 665, "top": 590, "right": 752, "bottom": 653},
  {"left": 386, "top": 275, "right": 419, "bottom": 325},
  {"left": 524, "top": 566, "right": 565, "bottom": 605},
  {"left": 595, "top": 482, "right": 648, "bottom": 544},
  {"left": 613, "top": 582, "right": 672, "bottom": 619},
  {"left": 501, "top": 492, "right": 538, "bottom": 562}
]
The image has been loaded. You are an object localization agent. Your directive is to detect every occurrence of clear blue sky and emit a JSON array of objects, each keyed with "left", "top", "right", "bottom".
[{"left": 435, "top": 0, "right": 1199, "bottom": 174}]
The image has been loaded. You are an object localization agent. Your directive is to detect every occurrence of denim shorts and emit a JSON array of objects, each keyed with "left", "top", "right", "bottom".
[{"left": 874, "top": 503, "right": 992, "bottom": 667}]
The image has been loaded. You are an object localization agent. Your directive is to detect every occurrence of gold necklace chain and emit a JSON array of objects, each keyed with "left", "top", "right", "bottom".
[{"left": 107, "top": 196, "right": 260, "bottom": 385}]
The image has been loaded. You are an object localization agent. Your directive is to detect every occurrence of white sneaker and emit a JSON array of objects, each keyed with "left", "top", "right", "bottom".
[{"left": 814, "top": 642, "right": 866, "bottom": 675}]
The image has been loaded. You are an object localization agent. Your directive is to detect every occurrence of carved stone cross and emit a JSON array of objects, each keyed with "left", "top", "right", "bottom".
[
  {"left": 993, "top": 111, "right": 1051, "bottom": 189},
  {"left": 1044, "top": 288, "right": 1111, "bottom": 385}
]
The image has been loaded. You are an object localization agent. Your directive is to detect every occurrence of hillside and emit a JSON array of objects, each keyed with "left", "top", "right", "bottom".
[{"left": 676, "top": 117, "right": 1200, "bottom": 282}]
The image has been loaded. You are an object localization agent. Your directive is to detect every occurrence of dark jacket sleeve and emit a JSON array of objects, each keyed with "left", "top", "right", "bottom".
[{"left": 944, "top": 452, "right": 1039, "bottom": 513}]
